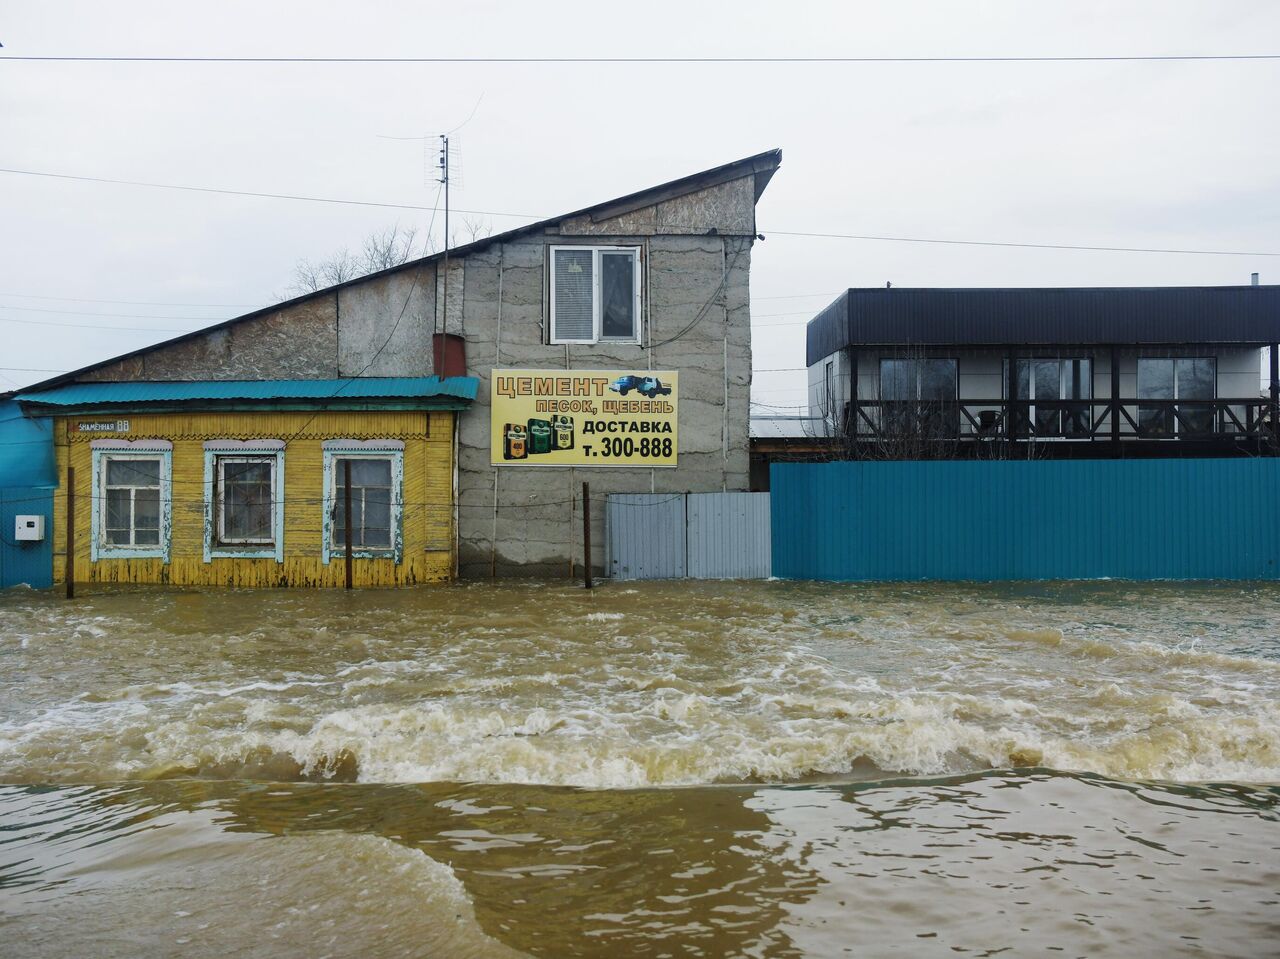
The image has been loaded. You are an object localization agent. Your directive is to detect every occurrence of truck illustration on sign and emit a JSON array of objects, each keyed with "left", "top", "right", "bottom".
[{"left": 609, "top": 375, "right": 672, "bottom": 398}]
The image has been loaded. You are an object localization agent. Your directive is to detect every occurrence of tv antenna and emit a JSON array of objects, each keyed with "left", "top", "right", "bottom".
[{"left": 439, "top": 134, "right": 450, "bottom": 335}]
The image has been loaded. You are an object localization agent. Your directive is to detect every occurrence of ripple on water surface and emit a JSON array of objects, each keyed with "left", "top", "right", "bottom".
[{"left": 2, "top": 772, "right": 1278, "bottom": 958}]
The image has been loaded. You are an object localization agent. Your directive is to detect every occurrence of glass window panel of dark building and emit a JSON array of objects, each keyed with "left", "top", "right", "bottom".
[
  {"left": 1138, "top": 359, "right": 1175, "bottom": 435},
  {"left": 1176, "top": 357, "right": 1216, "bottom": 434},
  {"left": 1062, "top": 359, "right": 1092, "bottom": 437}
]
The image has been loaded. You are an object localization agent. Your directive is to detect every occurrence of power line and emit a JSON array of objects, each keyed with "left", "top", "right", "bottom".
[
  {"left": 3, "top": 54, "right": 1278, "bottom": 63},
  {"left": 0, "top": 303, "right": 229, "bottom": 321},
  {"left": 0, "top": 166, "right": 538, "bottom": 219},
  {"left": 0, "top": 315, "right": 191, "bottom": 333},
  {"left": 768, "top": 229, "right": 1280, "bottom": 257},
  {"left": 4, "top": 165, "right": 1275, "bottom": 258},
  {"left": 0, "top": 366, "right": 68, "bottom": 373},
  {"left": 0, "top": 290, "right": 262, "bottom": 308}
]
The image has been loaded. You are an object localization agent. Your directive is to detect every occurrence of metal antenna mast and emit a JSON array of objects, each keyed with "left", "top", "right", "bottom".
[{"left": 439, "top": 135, "right": 449, "bottom": 336}]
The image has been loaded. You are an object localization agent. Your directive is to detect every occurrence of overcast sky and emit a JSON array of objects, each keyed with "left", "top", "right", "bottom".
[{"left": 2, "top": 0, "right": 1277, "bottom": 408}]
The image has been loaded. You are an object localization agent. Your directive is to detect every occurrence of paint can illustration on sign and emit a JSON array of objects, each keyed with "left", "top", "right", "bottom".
[
  {"left": 527, "top": 419, "right": 552, "bottom": 455},
  {"left": 504, "top": 424, "right": 528, "bottom": 460},
  {"left": 551, "top": 415, "right": 574, "bottom": 450}
]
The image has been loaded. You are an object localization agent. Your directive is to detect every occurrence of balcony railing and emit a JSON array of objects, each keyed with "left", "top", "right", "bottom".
[{"left": 844, "top": 397, "right": 1279, "bottom": 444}]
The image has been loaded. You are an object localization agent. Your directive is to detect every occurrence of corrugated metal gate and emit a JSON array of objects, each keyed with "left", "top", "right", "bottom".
[{"left": 606, "top": 492, "right": 771, "bottom": 581}]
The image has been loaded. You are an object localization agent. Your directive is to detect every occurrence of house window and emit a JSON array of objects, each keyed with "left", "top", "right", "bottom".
[
  {"left": 879, "top": 357, "right": 958, "bottom": 437},
  {"left": 1009, "top": 358, "right": 1092, "bottom": 437},
  {"left": 549, "top": 246, "right": 642, "bottom": 344},
  {"left": 104, "top": 457, "right": 162, "bottom": 546},
  {"left": 202, "top": 442, "right": 284, "bottom": 562},
  {"left": 215, "top": 457, "right": 276, "bottom": 545},
  {"left": 91, "top": 444, "right": 172, "bottom": 560},
  {"left": 1138, "top": 357, "right": 1215, "bottom": 435},
  {"left": 333, "top": 458, "right": 393, "bottom": 549},
  {"left": 322, "top": 442, "right": 404, "bottom": 563}
]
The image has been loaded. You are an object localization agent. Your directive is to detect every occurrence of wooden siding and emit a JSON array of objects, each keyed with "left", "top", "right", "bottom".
[{"left": 52, "top": 410, "right": 455, "bottom": 588}]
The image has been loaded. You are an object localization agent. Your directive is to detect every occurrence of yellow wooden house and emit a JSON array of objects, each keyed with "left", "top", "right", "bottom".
[{"left": 17, "top": 378, "right": 476, "bottom": 588}]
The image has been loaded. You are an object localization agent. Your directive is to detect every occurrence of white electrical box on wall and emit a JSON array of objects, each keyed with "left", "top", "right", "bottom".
[{"left": 14, "top": 515, "right": 45, "bottom": 542}]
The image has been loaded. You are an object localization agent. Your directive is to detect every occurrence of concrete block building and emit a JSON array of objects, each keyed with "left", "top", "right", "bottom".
[{"left": 14, "top": 150, "right": 781, "bottom": 583}]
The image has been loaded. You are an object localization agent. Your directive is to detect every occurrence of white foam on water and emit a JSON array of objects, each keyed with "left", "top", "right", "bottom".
[{"left": 3, "top": 584, "right": 1280, "bottom": 788}]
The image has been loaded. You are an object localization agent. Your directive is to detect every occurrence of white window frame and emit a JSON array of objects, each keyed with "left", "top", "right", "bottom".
[
  {"left": 548, "top": 245, "right": 643, "bottom": 345},
  {"left": 89, "top": 441, "right": 172, "bottom": 563},
  {"left": 321, "top": 440, "right": 405, "bottom": 565},
  {"left": 202, "top": 441, "right": 285, "bottom": 562}
]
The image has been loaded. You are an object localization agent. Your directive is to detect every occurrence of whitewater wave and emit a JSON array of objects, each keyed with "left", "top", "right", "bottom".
[
  {"left": 3, "top": 668, "right": 1277, "bottom": 787},
  {"left": 3, "top": 580, "right": 1279, "bottom": 788}
]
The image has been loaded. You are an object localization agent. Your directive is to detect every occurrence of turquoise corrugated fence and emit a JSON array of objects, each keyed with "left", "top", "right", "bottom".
[
  {"left": 771, "top": 459, "right": 1280, "bottom": 581},
  {"left": 1, "top": 487, "right": 54, "bottom": 589}
]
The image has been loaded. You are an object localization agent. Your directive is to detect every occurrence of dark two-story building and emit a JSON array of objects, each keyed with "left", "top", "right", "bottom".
[{"left": 805, "top": 283, "right": 1280, "bottom": 458}]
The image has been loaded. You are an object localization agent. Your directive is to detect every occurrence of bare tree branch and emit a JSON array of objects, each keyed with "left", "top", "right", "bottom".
[{"left": 284, "top": 220, "right": 494, "bottom": 296}]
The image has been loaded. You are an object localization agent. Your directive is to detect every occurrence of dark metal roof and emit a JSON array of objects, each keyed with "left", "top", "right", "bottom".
[
  {"left": 20, "top": 149, "right": 782, "bottom": 396},
  {"left": 807, "top": 285, "right": 1280, "bottom": 365}
]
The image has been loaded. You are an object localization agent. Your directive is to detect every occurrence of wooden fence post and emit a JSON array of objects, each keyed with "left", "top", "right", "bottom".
[
  {"left": 582, "top": 481, "right": 592, "bottom": 590},
  {"left": 344, "top": 459, "right": 354, "bottom": 590},
  {"left": 65, "top": 465, "right": 75, "bottom": 599}
]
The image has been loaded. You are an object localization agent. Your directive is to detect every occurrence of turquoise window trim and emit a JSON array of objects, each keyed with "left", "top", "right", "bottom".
[
  {"left": 202, "top": 444, "right": 285, "bottom": 563},
  {"left": 321, "top": 444, "right": 404, "bottom": 565},
  {"left": 90, "top": 448, "right": 172, "bottom": 563}
]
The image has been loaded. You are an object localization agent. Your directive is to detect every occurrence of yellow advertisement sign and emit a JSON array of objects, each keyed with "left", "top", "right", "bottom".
[{"left": 490, "top": 369, "right": 678, "bottom": 467}]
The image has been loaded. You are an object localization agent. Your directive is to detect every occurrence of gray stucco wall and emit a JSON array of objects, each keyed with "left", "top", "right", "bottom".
[
  {"left": 72, "top": 171, "right": 763, "bottom": 579},
  {"left": 453, "top": 229, "right": 754, "bottom": 578}
]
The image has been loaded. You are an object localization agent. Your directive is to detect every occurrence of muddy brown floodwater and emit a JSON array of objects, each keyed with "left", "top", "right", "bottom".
[{"left": 1, "top": 580, "right": 1278, "bottom": 957}]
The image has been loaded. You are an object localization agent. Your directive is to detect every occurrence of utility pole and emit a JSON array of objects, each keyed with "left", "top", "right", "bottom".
[{"left": 439, "top": 134, "right": 450, "bottom": 336}]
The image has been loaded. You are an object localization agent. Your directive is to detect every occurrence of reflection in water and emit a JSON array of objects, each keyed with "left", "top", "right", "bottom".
[
  {"left": 3, "top": 773, "right": 1278, "bottom": 957},
  {"left": 2, "top": 580, "right": 1280, "bottom": 956}
]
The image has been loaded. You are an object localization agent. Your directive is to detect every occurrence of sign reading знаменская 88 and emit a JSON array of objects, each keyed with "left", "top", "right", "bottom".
[{"left": 490, "top": 369, "right": 678, "bottom": 467}]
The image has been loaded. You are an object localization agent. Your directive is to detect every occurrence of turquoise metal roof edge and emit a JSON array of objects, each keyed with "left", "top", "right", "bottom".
[{"left": 15, "top": 376, "right": 479, "bottom": 406}]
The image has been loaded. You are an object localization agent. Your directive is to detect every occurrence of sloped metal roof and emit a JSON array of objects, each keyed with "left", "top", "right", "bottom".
[
  {"left": 19, "top": 149, "right": 782, "bottom": 395},
  {"left": 15, "top": 376, "right": 478, "bottom": 407},
  {"left": 750, "top": 415, "right": 828, "bottom": 440}
]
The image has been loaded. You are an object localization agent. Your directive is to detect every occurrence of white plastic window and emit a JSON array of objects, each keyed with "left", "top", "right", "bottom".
[{"left": 549, "top": 246, "right": 641, "bottom": 344}]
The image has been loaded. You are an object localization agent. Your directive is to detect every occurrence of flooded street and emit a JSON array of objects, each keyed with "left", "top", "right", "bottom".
[{"left": 2, "top": 580, "right": 1279, "bottom": 956}]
